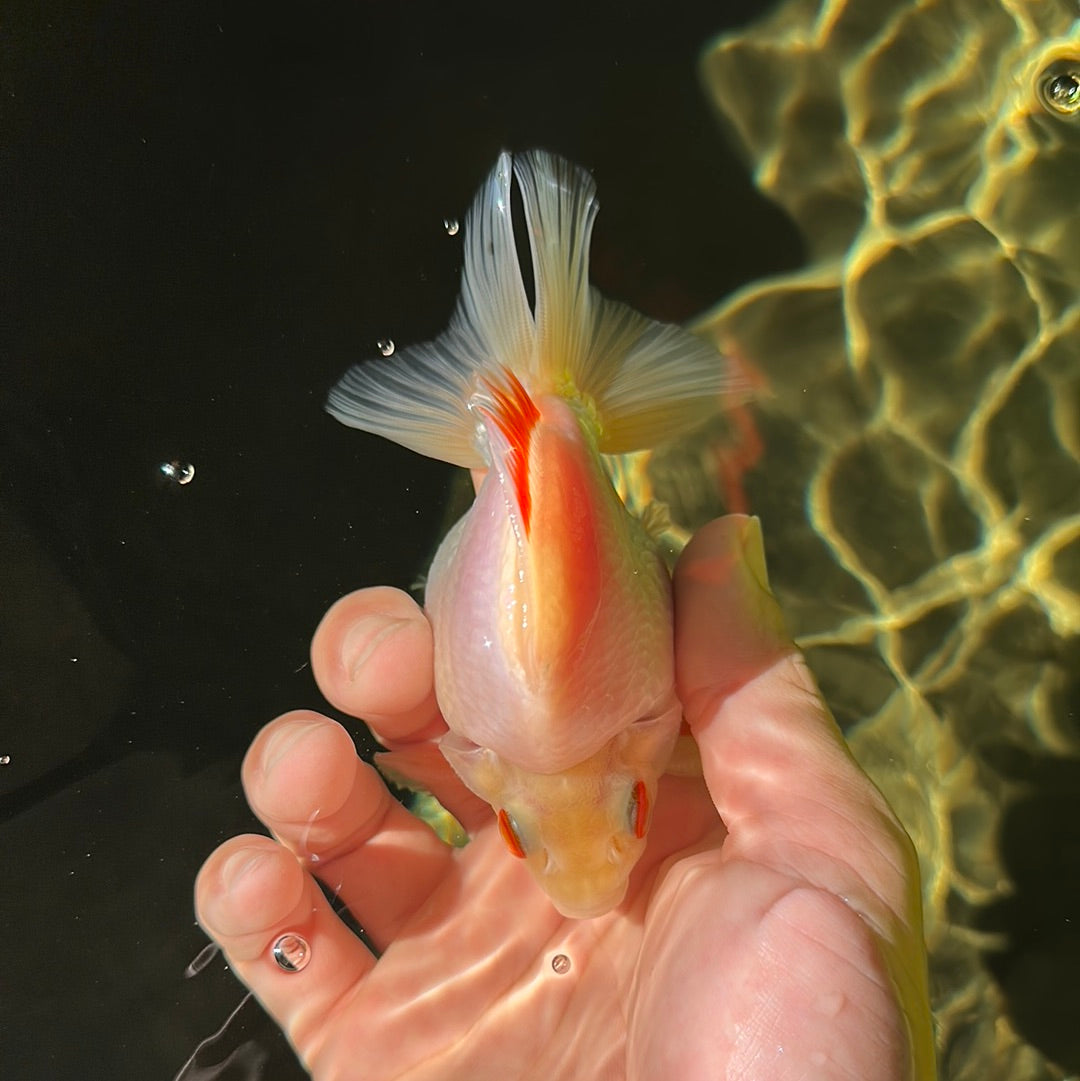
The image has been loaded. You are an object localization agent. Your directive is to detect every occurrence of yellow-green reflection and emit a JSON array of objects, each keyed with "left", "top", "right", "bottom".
[{"left": 632, "top": 2, "right": 1079, "bottom": 1078}]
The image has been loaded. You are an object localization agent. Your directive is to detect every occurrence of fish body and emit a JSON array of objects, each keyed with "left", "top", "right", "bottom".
[
  {"left": 429, "top": 387, "right": 675, "bottom": 774},
  {"left": 328, "top": 150, "right": 734, "bottom": 917}
]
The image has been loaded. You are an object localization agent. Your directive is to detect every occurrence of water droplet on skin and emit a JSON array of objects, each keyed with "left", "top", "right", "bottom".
[
  {"left": 551, "top": 953, "right": 571, "bottom": 975},
  {"left": 443, "top": 217, "right": 459, "bottom": 236},
  {"left": 158, "top": 460, "right": 195, "bottom": 485},
  {"left": 377, "top": 338, "right": 395, "bottom": 356},
  {"left": 272, "top": 933, "right": 311, "bottom": 972},
  {"left": 818, "top": 992, "right": 844, "bottom": 1017}
]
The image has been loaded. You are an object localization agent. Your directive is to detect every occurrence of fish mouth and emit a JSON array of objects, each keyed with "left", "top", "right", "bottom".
[{"left": 549, "top": 883, "right": 628, "bottom": 921}]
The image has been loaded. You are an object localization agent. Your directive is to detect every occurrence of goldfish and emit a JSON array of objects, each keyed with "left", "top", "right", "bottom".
[{"left": 327, "top": 150, "right": 736, "bottom": 918}]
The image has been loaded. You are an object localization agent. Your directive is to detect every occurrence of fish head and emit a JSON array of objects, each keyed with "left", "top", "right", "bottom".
[{"left": 441, "top": 704, "right": 680, "bottom": 919}]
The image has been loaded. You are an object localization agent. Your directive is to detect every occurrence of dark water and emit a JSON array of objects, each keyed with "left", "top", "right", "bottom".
[{"left": 0, "top": 2, "right": 800, "bottom": 1077}]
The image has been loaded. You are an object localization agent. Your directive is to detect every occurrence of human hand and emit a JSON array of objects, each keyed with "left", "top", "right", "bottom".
[{"left": 195, "top": 515, "right": 935, "bottom": 1080}]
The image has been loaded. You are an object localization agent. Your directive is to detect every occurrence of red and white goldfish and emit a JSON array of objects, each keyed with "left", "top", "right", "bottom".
[{"left": 328, "top": 150, "right": 736, "bottom": 918}]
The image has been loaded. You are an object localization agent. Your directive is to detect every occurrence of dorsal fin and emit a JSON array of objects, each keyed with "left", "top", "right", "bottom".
[{"left": 472, "top": 370, "right": 541, "bottom": 535}]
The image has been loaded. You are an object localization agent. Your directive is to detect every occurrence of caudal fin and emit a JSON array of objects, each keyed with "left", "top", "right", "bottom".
[{"left": 327, "top": 150, "right": 742, "bottom": 467}]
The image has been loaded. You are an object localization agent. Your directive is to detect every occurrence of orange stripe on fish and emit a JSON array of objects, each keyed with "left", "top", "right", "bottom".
[
  {"left": 524, "top": 399, "right": 604, "bottom": 682},
  {"left": 476, "top": 371, "right": 541, "bottom": 535},
  {"left": 497, "top": 808, "right": 527, "bottom": 858},
  {"left": 630, "top": 779, "right": 649, "bottom": 839}
]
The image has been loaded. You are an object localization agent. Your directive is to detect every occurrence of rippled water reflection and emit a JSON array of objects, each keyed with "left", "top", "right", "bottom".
[{"left": 634, "top": 2, "right": 1080, "bottom": 1077}]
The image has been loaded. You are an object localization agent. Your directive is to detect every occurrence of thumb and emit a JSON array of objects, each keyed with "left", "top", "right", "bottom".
[{"left": 673, "top": 514, "right": 793, "bottom": 723}]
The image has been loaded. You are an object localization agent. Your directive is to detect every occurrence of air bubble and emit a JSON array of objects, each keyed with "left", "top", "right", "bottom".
[
  {"left": 377, "top": 338, "right": 395, "bottom": 357},
  {"left": 443, "top": 217, "right": 460, "bottom": 236},
  {"left": 1038, "top": 61, "right": 1080, "bottom": 115},
  {"left": 551, "top": 953, "right": 572, "bottom": 975},
  {"left": 184, "top": 941, "right": 220, "bottom": 978},
  {"left": 272, "top": 933, "right": 311, "bottom": 972},
  {"left": 158, "top": 460, "right": 195, "bottom": 485},
  {"left": 0, "top": 755, "right": 10, "bottom": 765}
]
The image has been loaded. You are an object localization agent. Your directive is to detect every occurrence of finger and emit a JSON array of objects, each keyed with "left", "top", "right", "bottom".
[
  {"left": 195, "top": 834, "right": 374, "bottom": 1064},
  {"left": 310, "top": 587, "right": 489, "bottom": 825},
  {"left": 312, "top": 586, "right": 445, "bottom": 743},
  {"left": 673, "top": 515, "right": 793, "bottom": 712},
  {"left": 242, "top": 711, "right": 456, "bottom": 948},
  {"left": 373, "top": 741, "right": 495, "bottom": 836},
  {"left": 673, "top": 517, "right": 916, "bottom": 923},
  {"left": 673, "top": 514, "right": 935, "bottom": 1080}
]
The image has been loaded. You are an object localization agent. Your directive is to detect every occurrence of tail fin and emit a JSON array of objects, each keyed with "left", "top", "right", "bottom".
[{"left": 327, "top": 150, "right": 739, "bottom": 466}]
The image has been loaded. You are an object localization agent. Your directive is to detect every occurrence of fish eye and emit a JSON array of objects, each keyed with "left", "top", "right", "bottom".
[
  {"left": 627, "top": 779, "right": 649, "bottom": 839},
  {"left": 497, "top": 808, "right": 527, "bottom": 858}
]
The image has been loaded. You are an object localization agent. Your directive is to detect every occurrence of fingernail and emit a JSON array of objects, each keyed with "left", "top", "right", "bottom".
[
  {"left": 341, "top": 615, "right": 411, "bottom": 681},
  {"left": 199, "top": 848, "right": 270, "bottom": 937},
  {"left": 732, "top": 516, "right": 788, "bottom": 643},
  {"left": 201, "top": 847, "right": 279, "bottom": 938},
  {"left": 261, "top": 717, "right": 322, "bottom": 776},
  {"left": 737, "top": 515, "right": 772, "bottom": 593},
  {"left": 221, "top": 846, "right": 272, "bottom": 890}
]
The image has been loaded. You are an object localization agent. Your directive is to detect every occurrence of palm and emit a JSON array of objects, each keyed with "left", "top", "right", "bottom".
[
  {"left": 301, "top": 770, "right": 722, "bottom": 1080},
  {"left": 196, "top": 518, "right": 936, "bottom": 1080}
]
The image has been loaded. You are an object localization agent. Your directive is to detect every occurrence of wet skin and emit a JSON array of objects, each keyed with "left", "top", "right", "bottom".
[{"left": 195, "top": 515, "right": 936, "bottom": 1081}]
